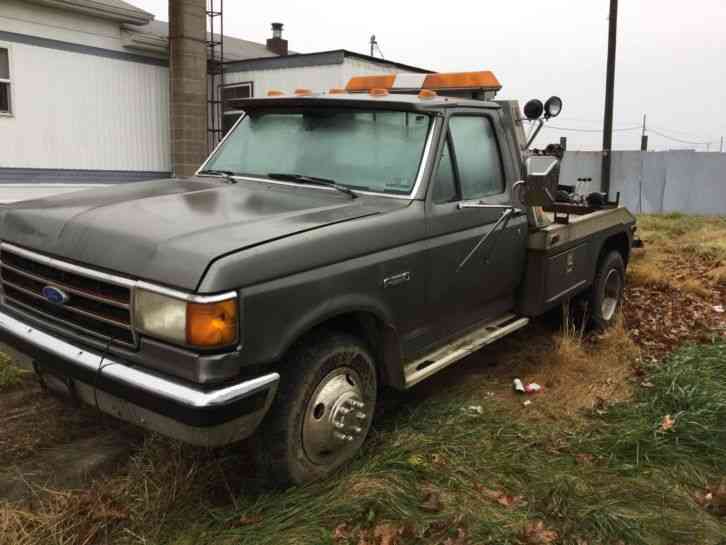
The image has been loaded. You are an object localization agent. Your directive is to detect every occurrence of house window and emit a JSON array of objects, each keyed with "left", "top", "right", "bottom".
[
  {"left": 0, "top": 48, "right": 10, "bottom": 114},
  {"left": 221, "top": 82, "right": 253, "bottom": 135}
]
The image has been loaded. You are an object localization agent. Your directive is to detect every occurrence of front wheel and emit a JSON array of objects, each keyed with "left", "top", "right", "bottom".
[
  {"left": 256, "top": 332, "right": 377, "bottom": 486},
  {"left": 589, "top": 250, "right": 625, "bottom": 329}
]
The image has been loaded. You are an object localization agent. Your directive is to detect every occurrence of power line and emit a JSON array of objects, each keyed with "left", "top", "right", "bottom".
[
  {"left": 543, "top": 124, "right": 641, "bottom": 133},
  {"left": 647, "top": 128, "right": 714, "bottom": 146}
]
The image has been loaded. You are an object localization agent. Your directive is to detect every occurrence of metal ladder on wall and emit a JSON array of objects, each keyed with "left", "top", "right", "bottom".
[{"left": 207, "top": 0, "right": 224, "bottom": 152}]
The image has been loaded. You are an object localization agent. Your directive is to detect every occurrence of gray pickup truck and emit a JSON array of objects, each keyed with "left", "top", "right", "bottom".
[{"left": 0, "top": 72, "right": 635, "bottom": 485}]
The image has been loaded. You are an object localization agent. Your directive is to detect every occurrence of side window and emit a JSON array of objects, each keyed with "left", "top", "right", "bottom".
[
  {"left": 432, "top": 139, "right": 457, "bottom": 204},
  {"left": 0, "top": 47, "right": 11, "bottom": 114},
  {"left": 448, "top": 116, "right": 504, "bottom": 199}
]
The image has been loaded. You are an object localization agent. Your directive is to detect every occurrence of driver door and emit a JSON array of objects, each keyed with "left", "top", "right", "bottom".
[{"left": 424, "top": 113, "right": 526, "bottom": 344}]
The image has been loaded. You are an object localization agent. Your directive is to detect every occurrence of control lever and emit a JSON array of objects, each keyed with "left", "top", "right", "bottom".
[{"left": 456, "top": 203, "right": 523, "bottom": 271}]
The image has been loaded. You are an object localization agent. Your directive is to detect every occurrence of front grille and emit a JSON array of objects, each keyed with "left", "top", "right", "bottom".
[{"left": 0, "top": 244, "right": 136, "bottom": 347}]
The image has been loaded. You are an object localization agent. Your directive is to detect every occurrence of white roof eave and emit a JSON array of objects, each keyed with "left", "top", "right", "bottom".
[{"left": 26, "top": 0, "right": 154, "bottom": 26}]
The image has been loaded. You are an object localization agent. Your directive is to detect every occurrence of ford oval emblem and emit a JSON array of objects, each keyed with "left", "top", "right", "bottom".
[{"left": 42, "top": 286, "right": 70, "bottom": 305}]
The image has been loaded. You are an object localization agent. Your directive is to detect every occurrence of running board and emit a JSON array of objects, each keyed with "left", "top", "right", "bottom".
[{"left": 403, "top": 314, "right": 530, "bottom": 388}]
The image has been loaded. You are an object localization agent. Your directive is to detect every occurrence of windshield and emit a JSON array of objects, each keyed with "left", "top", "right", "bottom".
[{"left": 203, "top": 108, "right": 432, "bottom": 196}]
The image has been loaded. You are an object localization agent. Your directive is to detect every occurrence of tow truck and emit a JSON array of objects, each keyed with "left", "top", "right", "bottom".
[{"left": 0, "top": 70, "right": 636, "bottom": 485}]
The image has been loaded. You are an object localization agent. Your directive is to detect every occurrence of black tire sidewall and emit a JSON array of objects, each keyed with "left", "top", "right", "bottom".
[
  {"left": 257, "top": 332, "right": 377, "bottom": 485},
  {"left": 590, "top": 251, "right": 625, "bottom": 329}
]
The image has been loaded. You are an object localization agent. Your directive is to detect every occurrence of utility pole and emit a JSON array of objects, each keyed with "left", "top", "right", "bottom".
[
  {"left": 370, "top": 34, "right": 377, "bottom": 57},
  {"left": 601, "top": 0, "right": 619, "bottom": 196},
  {"left": 640, "top": 114, "right": 648, "bottom": 151}
]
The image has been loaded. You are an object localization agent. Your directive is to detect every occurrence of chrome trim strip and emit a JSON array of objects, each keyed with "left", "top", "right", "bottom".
[
  {"left": 1, "top": 262, "right": 130, "bottom": 309},
  {"left": 195, "top": 112, "right": 438, "bottom": 202},
  {"left": 135, "top": 281, "right": 237, "bottom": 304},
  {"left": 0, "top": 310, "right": 279, "bottom": 409},
  {"left": 1, "top": 279, "right": 132, "bottom": 330},
  {"left": 4, "top": 295, "right": 135, "bottom": 346},
  {"left": 0, "top": 242, "right": 136, "bottom": 288}
]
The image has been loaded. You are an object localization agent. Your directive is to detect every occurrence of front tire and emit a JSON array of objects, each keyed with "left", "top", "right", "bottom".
[
  {"left": 590, "top": 250, "right": 625, "bottom": 329},
  {"left": 256, "top": 332, "right": 377, "bottom": 486}
]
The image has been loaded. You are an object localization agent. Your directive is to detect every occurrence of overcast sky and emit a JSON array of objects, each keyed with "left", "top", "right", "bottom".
[{"left": 137, "top": 0, "right": 726, "bottom": 151}]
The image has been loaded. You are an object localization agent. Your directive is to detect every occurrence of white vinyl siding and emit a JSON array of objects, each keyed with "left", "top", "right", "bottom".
[{"left": 0, "top": 41, "right": 170, "bottom": 171}]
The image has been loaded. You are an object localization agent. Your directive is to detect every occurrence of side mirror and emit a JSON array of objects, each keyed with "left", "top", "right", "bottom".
[
  {"left": 544, "top": 96, "right": 563, "bottom": 119},
  {"left": 523, "top": 99, "right": 544, "bottom": 120}
]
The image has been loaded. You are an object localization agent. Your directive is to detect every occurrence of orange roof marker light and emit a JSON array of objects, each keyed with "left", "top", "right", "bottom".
[
  {"left": 328, "top": 88, "right": 347, "bottom": 94},
  {"left": 294, "top": 88, "right": 313, "bottom": 96},
  {"left": 346, "top": 70, "right": 502, "bottom": 100},
  {"left": 418, "top": 89, "right": 437, "bottom": 100},
  {"left": 369, "top": 88, "right": 389, "bottom": 97},
  {"left": 346, "top": 74, "right": 396, "bottom": 92},
  {"left": 267, "top": 90, "right": 285, "bottom": 97}
]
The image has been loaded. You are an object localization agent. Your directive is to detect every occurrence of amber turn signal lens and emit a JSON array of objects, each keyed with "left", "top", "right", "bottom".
[{"left": 186, "top": 299, "right": 238, "bottom": 347}]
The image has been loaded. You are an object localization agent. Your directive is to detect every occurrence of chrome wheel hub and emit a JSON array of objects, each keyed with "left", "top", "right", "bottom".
[
  {"left": 302, "top": 367, "right": 372, "bottom": 465},
  {"left": 601, "top": 268, "right": 622, "bottom": 321}
]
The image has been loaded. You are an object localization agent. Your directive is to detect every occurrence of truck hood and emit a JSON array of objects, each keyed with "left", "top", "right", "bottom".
[{"left": 0, "top": 178, "right": 402, "bottom": 290}]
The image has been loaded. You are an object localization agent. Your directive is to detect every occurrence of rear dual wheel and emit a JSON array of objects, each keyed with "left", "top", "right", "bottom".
[
  {"left": 256, "top": 332, "right": 377, "bottom": 486},
  {"left": 590, "top": 251, "right": 625, "bottom": 329}
]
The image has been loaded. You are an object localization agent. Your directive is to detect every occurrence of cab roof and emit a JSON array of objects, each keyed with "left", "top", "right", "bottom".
[{"left": 230, "top": 93, "right": 501, "bottom": 113}]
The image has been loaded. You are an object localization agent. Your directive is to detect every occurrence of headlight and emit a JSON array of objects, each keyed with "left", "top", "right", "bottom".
[{"left": 134, "top": 288, "right": 238, "bottom": 348}]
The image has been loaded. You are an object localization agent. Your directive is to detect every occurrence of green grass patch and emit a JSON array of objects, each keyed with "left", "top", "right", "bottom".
[
  {"left": 0, "top": 352, "right": 28, "bottom": 391},
  {"left": 144, "top": 342, "right": 726, "bottom": 545}
]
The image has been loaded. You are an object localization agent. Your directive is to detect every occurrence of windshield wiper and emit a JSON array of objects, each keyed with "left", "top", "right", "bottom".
[
  {"left": 267, "top": 173, "right": 358, "bottom": 199},
  {"left": 197, "top": 169, "right": 238, "bottom": 184}
]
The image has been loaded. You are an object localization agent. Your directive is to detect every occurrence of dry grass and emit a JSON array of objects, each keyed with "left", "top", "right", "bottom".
[
  {"left": 477, "top": 315, "right": 641, "bottom": 422},
  {"left": 629, "top": 213, "right": 726, "bottom": 296}
]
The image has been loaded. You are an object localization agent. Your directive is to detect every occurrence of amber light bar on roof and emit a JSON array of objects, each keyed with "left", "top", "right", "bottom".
[{"left": 345, "top": 70, "right": 502, "bottom": 93}]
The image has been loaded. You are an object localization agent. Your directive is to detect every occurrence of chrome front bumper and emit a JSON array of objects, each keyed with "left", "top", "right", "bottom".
[{"left": 0, "top": 310, "right": 279, "bottom": 447}]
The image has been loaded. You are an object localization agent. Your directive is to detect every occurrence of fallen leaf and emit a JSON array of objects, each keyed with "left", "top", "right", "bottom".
[
  {"left": 407, "top": 454, "right": 425, "bottom": 466},
  {"left": 475, "top": 484, "right": 524, "bottom": 509},
  {"left": 693, "top": 481, "right": 726, "bottom": 516},
  {"left": 373, "top": 523, "right": 400, "bottom": 545},
  {"left": 431, "top": 453, "right": 446, "bottom": 465},
  {"left": 497, "top": 494, "right": 524, "bottom": 508},
  {"left": 575, "top": 453, "right": 594, "bottom": 465},
  {"left": 421, "top": 490, "right": 443, "bottom": 513},
  {"left": 659, "top": 414, "right": 675, "bottom": 432},
  {"left": 237, "top": 513, "right": 263, "bottom": 526},
  {"left": 521, "top": 520, "right": 559, "bottom": 545},
  {"left": 639, "top": 380, "right": 655, "bottom": 388}
]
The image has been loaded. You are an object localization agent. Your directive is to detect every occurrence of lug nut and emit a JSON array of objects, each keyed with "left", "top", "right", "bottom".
[
  {"left": 352, "top": 426, "right": 363, "bottom": 434},
  {"left": 338, "top": 407, "right": 351, "bottom": 415},
  {"left": 334, "top": 421, "right": 344, "bottom": 429},
  {"left": 333, "top": 431, "right": 347, "bottom": 441},
  {"left": 355, "top": 411, "right": 366, "bottom": 420}
]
